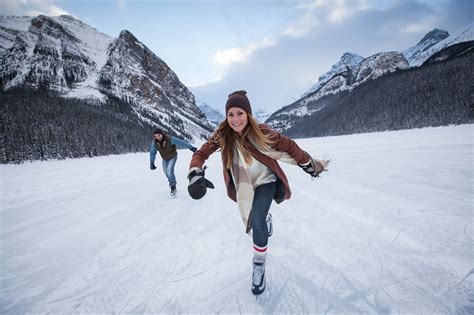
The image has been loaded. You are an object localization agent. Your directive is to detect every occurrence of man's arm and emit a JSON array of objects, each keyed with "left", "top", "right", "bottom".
[
  {"left": 149, "top": 140, "right": 157, "bottom": 163},
  {"left": 170, "top": 137, "right": 197, "bottom": 151}
]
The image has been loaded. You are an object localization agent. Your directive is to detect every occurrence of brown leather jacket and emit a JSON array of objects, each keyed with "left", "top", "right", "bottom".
[{"left": 189, "top": 124, "right": 309, "bottom": 203}]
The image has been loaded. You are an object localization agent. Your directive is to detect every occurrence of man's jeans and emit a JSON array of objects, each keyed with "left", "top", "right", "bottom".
[{"left": 162, "top": 155, "right": 177, "bottom": 187}]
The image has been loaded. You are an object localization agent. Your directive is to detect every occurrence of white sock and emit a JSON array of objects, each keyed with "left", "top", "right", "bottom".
[{"left": 253, "top": 244, "right": 267, "bottom": 264}]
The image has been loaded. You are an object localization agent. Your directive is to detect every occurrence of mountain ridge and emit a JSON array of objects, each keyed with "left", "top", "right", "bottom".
[
  {"left": 0, "top": 14, "right": 213, "bottom": 163},
  {"left": 0, "top": 14, "right": 213, "bottom": 143},
  {"left": 265, "top": 23, "right": 473, "bottom": 133},
  {"left": 283, "top": 47, "right": 473, "bottom": 138}
]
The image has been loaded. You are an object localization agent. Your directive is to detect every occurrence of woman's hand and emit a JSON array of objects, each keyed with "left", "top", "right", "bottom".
[
  {"left": 187, "top": 168, "right": 215, "bottom": 199},
  {"left": 299, "top": 154, "right": 330, "bottom": 178}
]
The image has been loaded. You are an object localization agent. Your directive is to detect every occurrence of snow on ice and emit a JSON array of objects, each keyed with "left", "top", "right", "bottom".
[{"left": 1, "top": 125, "right": 473, "bottom": 313}]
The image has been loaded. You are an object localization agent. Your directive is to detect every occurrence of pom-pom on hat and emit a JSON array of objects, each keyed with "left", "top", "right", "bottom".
[{"left": 225, "top": 90, "right": 252, "bottom": 115}]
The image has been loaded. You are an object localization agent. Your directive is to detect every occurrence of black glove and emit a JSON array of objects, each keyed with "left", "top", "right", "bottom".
[
  {"left": 299, "top": 153, "right": 328, "bottom": 178},
  {"left": 150, "top": 162, "right": 157, "bottom": 170},
  {"left": 188, "top": 168, "right": 214, "bottom": 199},
  {"left": 190, "top": 146, "right": 198, "bottom": 153},
  {"left": 300, "top": 160, "right": 319, "bottom": 177}
]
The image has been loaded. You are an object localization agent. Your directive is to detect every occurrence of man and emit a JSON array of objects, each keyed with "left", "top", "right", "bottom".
[{"left": 150, "top": 128, "right": 197, "bottom": 196}]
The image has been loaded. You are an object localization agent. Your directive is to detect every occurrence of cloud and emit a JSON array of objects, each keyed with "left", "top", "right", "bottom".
[
  {"left": 280, "top": 11, "right": 319, "bottom": 38},
  {"left": 2, "top": 0, "right": 69, "bottom": 16},
  {"left": 212, "top": 0, "right": 375, "bottom": 68},
  {"left": 400, "top": 17, "right": 440, "bottom": 33},
  {"left": 293, "top": 0, "right": 374, "bottom": 26},
  {"left": 116, "top": 0, "right": 126, "bottom": 9},
  {"left": 213, "top": 36, "right": 277, "bottom": 66},
  {"left": 193, "top": 0, "right": 473, "bottom": 113},
  {"left": 213, "top": 46, "right": 255, "bottom": 66},
  {"left": 310, "top": 0, "right": 373, "bottom": 23}
]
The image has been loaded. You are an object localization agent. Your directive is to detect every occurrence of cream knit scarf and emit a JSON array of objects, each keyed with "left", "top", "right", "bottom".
[{"left": 230, "top": 140, "right": 298, "bottom": 233}]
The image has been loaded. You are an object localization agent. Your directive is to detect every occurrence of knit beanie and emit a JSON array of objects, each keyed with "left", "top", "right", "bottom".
[
  {"left": 225, "top": 90, "right": 252, "bottom": 115},
  {"left": 153, "top": 128, "right": 164, "bottom": 135}
]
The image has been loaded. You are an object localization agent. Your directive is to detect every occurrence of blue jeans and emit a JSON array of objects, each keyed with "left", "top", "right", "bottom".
[
  {"left": 251, "top": 181, "right": 276, "bottom": 248},
  {"left": 162, "top": 154, "right": 177, "bottom": 187}
]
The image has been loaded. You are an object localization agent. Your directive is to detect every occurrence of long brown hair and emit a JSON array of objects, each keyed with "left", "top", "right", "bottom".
[{"left": 215, "top": 113, "right": 275, "bottom": 169}]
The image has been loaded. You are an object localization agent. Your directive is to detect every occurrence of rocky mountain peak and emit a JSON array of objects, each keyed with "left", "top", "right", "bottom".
[
  {"left": 29, "top": 15, "right": 80, "bottom": 44},
  {"left": 340, "top": 52, "right": 364, "bottom": 66},
  {"left": 403, "top": 28, "right": 450, "bottom": 66},
  {"left": 355, "top": 51, "right": 408, "bottom": 84},
  {"left": 119, "top": 29, "right": 137, "bottom": 43},
  {"left": 302, "top": 52, "right": 364, "bottom": 99},
  {"left": 418, "top": 29, "right": 449, "bottom": 46}
]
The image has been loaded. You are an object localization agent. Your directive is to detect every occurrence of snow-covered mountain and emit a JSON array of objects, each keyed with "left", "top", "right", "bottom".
[
  {"left": 266, "top": 24, "right": 473, "bottom": 132},
  {"left": 267, "top": 51, "right": 408, "bottom": 130},
  {"left": 301, "top": 52, "right": 364, "bottom": 99},
  {"left": 0, "top": 15, "right": 213, "bottom": 142},
  {"left": 1, "top": 15, "right": 108, "bottom": 95},
  {"left": 403, "top": 28, "right": 449, "bottom": 66},
  {"left": 198, "top": 102, "right": 224, "bottom": 126},
  {"left": 354, "top": 51, "right": 408, "bottom": 84},
  {"left": 404, "top": 23, "right": 473, "bottom": 66}
]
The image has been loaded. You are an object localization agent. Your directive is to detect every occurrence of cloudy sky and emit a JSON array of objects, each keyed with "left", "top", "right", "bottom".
[{"left": 2, "top": 0, "right": 472, "bottom": 113}]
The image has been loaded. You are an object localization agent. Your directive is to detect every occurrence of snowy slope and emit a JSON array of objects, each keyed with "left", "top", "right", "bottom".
[
  {"left": 1, "top": 125, "right": 473, "bottom": 313},
  {"left": 403, "top": 29, "right": 449, "bottom": 66},
  {"left": 55, "top": 15, "right": 113, "bottom": 100},
  {"left": 0, "top": 15, "right": 112, "bottom": 98},
  {"left": 405, "top": 23, "right": 474, "bottom": 66},
  {"left": 198, "top": 102, "right": 224, "bottom": 126}
]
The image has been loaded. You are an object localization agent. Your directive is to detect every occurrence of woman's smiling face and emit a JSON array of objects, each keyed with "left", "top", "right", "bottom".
[{"left": 227, "top": 107, "right": 248, "bottom": 135}]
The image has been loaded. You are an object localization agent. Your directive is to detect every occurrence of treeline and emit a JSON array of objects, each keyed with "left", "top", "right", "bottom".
[
  {"left": 0, "top": 88, "right": 156, "bottom": 163},
  {"left": 284, "top": 49, "right": 473, "bottom": 138}
]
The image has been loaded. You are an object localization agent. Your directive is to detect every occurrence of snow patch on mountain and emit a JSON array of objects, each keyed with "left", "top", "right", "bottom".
[{"left": 355, "top": 51, "right": 408, "bottom": 84}]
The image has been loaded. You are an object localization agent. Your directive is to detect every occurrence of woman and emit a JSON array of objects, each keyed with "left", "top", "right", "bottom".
[{"left": 187, "top": 90, "right": 329, "bottom": 295}]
